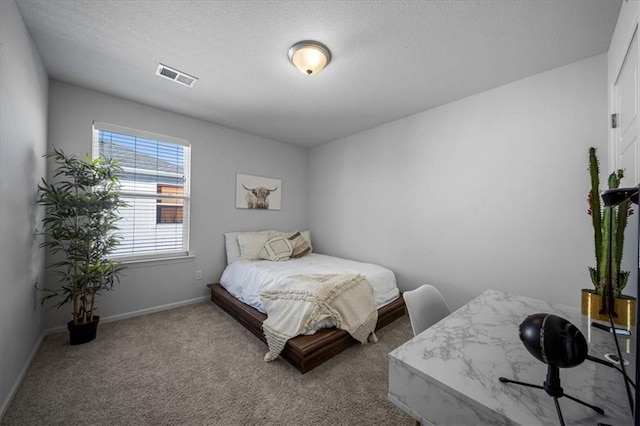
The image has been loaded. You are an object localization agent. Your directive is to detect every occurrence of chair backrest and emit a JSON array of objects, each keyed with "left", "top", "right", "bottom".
[{"left": 403, "top": 284, "right": 451, "bottom": 336}]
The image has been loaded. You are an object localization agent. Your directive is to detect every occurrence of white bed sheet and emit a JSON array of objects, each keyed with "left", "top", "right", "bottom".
[{"left": 219, "top": 253, "right": 400, "bottom": 314}]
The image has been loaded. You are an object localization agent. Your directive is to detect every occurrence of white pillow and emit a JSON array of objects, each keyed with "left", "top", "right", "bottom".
[
  {"left": 237, "top": 232, "right": 275, "bottom": 261},
  {"left": 224, "top": 230, "right": 273, "bottom": 264},
  {"left": 224, "top": 232, "right": 243, "bottom": 264},
  {"left": 259, "top": 236, "right": 294, "bottom": 261},
  {"left": 300, "top": 231, "right": 313, "bottom": 253}
]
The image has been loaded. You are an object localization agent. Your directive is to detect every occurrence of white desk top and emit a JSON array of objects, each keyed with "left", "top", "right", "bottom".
[{"left": 388, "top": 289, "right": 635, "bottom": 425}]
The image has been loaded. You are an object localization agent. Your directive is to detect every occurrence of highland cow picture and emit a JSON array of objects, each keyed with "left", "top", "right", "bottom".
[{"left": 236, "top": 174, "right": 281, "bottom": 210}]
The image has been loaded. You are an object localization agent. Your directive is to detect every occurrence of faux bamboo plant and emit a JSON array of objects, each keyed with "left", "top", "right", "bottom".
[
  {"left": 37, "top": 148, "right": 126, "bottom": 327},
  {"left": 587, "top": 147, "right": 632, "bottom": 299}
]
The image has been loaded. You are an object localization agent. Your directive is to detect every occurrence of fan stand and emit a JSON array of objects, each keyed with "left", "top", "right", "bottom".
[{"left": 499, "top": 365, "right": 604, "bottom": 426}]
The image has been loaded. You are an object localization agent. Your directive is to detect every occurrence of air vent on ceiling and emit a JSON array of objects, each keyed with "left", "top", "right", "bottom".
[{"left": 155, "top": 63, "right": 198, "bottom": 88}]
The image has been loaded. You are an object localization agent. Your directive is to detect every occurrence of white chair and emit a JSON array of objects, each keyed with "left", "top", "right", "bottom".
[{"left": 403, "top": 284, "right": 451, "bottom": 336}]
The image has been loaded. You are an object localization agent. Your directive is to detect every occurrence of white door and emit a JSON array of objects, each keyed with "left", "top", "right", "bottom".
[
  {"left": 612, "top": 27, "right": 639, "bottom": 185},
  {"left": 608, "top": 3, "right": 640, "bottom": 304}
]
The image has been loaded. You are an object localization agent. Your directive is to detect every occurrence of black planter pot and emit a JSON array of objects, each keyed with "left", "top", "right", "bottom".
[{"left": 67, "top": 316, "right": 100, "bottom": 345}]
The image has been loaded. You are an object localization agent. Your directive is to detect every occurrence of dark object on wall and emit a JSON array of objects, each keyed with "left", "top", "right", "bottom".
[{"left": 602, "top": 187, "right": 639, "bottom": 206}]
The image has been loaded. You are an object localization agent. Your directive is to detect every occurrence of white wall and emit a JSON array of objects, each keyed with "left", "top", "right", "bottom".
[
  {"left": 45, "top": 81, "right": 308, "bottom": 328},
  {"left": 0, "top": 0, "right": 49, "bottom": 416},
  {"left": 309, "top": 54, "right": 608, "bottom": 311}
]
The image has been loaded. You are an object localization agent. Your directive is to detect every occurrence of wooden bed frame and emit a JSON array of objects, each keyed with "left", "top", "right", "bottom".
[{"left": 207, "top": 283, "right": 406, "bottom": 373}]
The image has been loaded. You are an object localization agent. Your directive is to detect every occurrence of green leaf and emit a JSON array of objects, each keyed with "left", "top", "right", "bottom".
[{"left": 36, "top": 146, "right": 126, "bottom": 316}]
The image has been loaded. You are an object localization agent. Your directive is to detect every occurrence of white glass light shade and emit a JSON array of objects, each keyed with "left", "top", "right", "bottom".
[{"left": 288, "top": 41, "right": 331, "bottom": 75}]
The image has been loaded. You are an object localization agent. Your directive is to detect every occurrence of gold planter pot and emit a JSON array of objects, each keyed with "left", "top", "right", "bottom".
[{"left": 581, "top": 289, "right": 636, "bottom": 327}]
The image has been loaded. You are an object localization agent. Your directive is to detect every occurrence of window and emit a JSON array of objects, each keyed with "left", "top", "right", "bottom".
[
  {"left": 156, "top": 184, "right": 184, "bottom": 224},
  {"left": 92, "top": 122, "right": 191, "bottom": 260}
]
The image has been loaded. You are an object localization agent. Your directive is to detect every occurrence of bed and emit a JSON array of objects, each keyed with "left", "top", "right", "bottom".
[{"left": 207, "top": 230, "right": 406, "bottom": 373}]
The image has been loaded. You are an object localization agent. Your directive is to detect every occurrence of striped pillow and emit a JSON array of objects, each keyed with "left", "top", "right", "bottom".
[{"left": 288, "top": 231, "right": 311, "bottom": 258}]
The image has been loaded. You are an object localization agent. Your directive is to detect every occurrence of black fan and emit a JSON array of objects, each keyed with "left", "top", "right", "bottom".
[{"left": 500, "top": 314, "right": 603, "bottom": 426}]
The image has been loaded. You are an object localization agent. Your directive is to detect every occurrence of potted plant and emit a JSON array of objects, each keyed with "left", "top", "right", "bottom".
[
  {"left": 37, "top": 147, "right": 126, "bottom": 344},
  {"left": 583, "top": 147, "right": 635, "bottom": 326}
]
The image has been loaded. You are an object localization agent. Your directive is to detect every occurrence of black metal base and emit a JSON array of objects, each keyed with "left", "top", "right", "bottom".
[{"left": 499, "top": 365, "right": 604, "bottom": 426}]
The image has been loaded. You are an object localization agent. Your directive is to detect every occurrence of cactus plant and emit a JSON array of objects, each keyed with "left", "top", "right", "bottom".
[{"left": 587, "top": 147, "right": 631, "bottom": 299}]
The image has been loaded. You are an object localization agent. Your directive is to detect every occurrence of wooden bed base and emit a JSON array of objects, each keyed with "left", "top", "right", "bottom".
[{"left": 207, "top": 283, "right": 406, "bottom": 373}]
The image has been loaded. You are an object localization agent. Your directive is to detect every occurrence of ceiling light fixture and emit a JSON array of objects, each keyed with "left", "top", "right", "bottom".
[{"left": 288, "top": 40, "right": 331, "bottom": 76}]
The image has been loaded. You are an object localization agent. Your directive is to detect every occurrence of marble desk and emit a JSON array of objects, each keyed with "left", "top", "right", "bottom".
[{"left": 388, "top": 290, "right": 635, "bottom": 425}]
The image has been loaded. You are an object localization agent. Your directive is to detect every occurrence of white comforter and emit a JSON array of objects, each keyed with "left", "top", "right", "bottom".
[
  {"left": 219, "top": 253, "right": 399, "bottom": 314},
  {"left": 261, "top": 273, "right": 378, "bottom": 360}
]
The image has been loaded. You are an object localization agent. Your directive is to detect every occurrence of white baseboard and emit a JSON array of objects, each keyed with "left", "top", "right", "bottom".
[
  {"left": 43, "top": 296, "right": 209, "bottom": 335},
  {"left": 0, "top": 333, "right": 44, "bottom": 420}
]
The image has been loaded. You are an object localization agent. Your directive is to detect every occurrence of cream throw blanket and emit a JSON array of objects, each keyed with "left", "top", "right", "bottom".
[{"left": 260, "top": 273, "right": 378, "bottom": 361}]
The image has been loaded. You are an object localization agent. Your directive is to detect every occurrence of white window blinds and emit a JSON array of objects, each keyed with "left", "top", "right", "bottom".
[{"left": 92, "top": 122, "right": 191, "bottom": 260}]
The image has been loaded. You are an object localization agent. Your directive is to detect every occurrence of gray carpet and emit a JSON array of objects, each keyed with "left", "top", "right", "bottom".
[{"left": 1, "top": 301, "right": 415, "bottom": 425}]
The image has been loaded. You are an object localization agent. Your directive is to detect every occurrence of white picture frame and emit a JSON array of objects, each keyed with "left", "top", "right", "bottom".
[{"left": 236, "top": 173, "right": 281, "bottom": 210}]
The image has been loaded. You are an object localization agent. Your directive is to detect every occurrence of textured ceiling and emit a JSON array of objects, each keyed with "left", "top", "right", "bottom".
[{"left": 16, "top": 0, "right": 621, "bottom": 147}]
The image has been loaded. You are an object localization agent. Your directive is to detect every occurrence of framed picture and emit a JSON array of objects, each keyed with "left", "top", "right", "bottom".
[{"left": 236, "top": 173, "right": 281, "bottom": 210}]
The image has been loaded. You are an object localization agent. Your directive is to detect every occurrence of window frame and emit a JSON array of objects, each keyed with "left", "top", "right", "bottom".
[{"left": 92, "top": 121, "right": 191, "bottom": 262}]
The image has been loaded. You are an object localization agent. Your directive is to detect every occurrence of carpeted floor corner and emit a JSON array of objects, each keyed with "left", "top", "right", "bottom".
[{"left": 1, "top": 302, "right": 415, "bottom": 425}]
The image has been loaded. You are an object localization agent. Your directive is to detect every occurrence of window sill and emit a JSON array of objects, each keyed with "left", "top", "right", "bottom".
[{"left": 117, "top": 254, "right": 195, "bottom": 268}]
